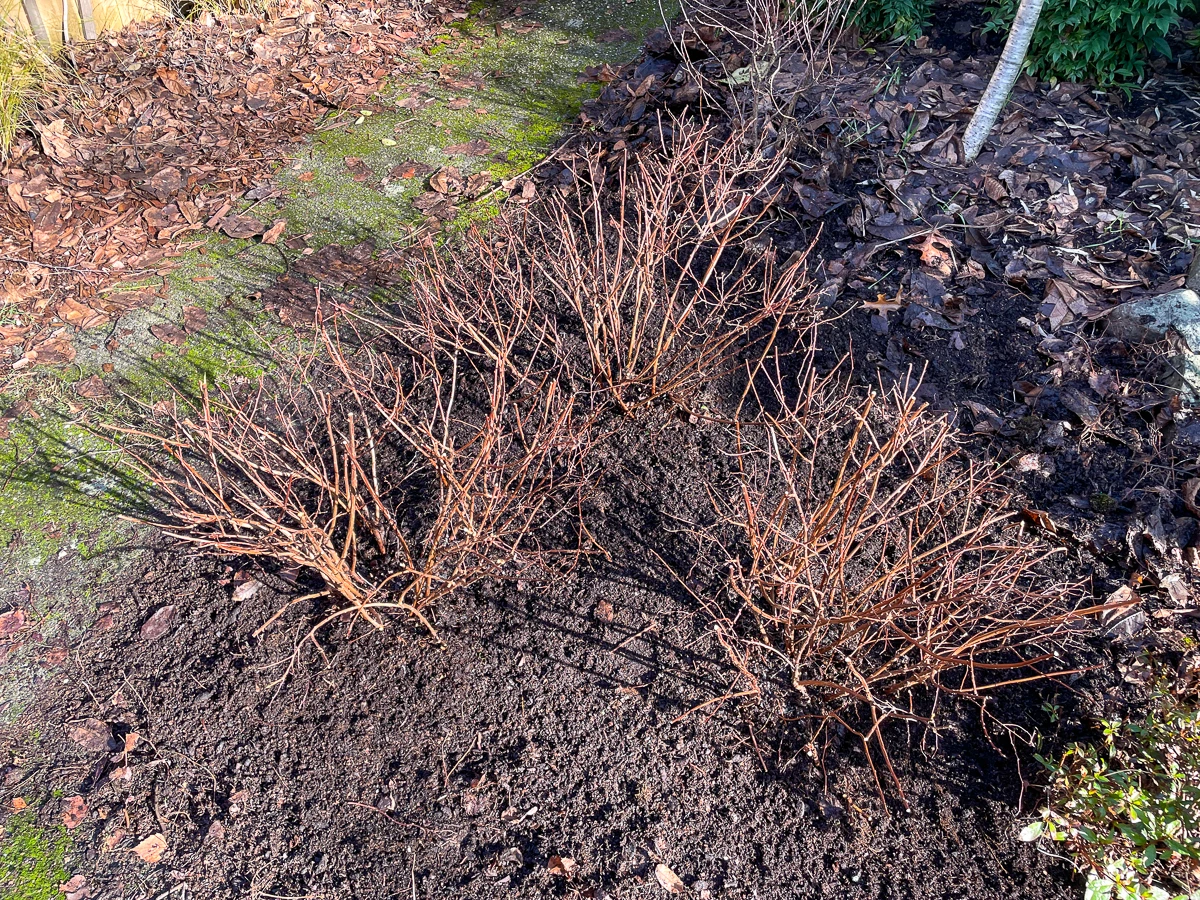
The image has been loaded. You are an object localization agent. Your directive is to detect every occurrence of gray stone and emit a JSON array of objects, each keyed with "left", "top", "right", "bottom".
[{"left": 1107, "top": 289, "right": 1200, "bottom": 399}]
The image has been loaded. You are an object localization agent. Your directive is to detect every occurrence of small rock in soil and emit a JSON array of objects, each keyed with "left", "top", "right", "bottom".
[{"left": 1107, "top": 289, "right": 1200, "bottom": 397}]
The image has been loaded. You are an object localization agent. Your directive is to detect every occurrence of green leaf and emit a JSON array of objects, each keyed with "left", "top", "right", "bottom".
[
  {"left": 1084, "top": 874, "right": 1114, "bottom": 900},
  {"left": 1018, "top": 821, "right": 1045, "bottom": 842}
]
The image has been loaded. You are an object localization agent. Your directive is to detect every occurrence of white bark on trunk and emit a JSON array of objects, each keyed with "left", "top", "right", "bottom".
[{"left": 962, "top": 0, "right": 1046, "bottom": 163}]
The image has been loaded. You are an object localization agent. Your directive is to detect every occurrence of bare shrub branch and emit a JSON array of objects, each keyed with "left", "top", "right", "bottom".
[
  {"left": 670, "top": 0, "right": 858, "bottom": 127},
  {"left": 375, "top": 124, "right": 817, "bottom": 418},
  {"left": 112, "top": 303, "right": 597, "bottom": 635},
  {"left": 539, "top": 124, "right": 815, "bottom": 414},
  {"left": 698, "top": 362, "right": 1131, "bottom": 796}
]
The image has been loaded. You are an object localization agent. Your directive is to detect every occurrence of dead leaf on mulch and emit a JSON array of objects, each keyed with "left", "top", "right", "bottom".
[
  {"left": 62, "top": 796, "right": 88, "bottom": 829},
  {"left": 0, "top": 609, "right": 26, "bottom": 638},
  {"left": 547, "top": 855, "right": 577, "bottom": 877},
  {"left": 388, "top": 160, "right": 433, "bottom": 180},
  {"left": 131, "top": 833, "right": 167, "bottom": 864},
  {"left": 59, "top": 873, "right": 88, "bottom": 900},
  {"left": 139, "top": 605, "right": 179, "bottom": 641},
  {"left": 149, "top": 323, "right": 188, "bottom": 347},
  {"left": 232, "top": 579, "right": 262, "bottom": 602},
  {"left": 219, "top": 215, "right": 267, "bottom": 240},
  {"left": 57, "top": 297, "right": 109, "bottom": 330},
  {"left": 102, "top": 827, "right": 127, "bottom": 853},
  {"left": 0, "top": 0, "right": 433, "bottom": 379},
  {"left": 67, "top": 719, "right": 113, "bottom": 753},
  {"left": 147, "top": 166, "right": 184, "bottom": 199},
  {"left": 1182, "top": 478, "right": 1200, "bottom": 517},
  {"left": 655, "top": 863, "right": 686, "bottom": 894},
  {"left": 597, "top": 26, "right": 632, "bottom": 42},
  {"left": 36, "top": 120, "right": 75, "bottom": 162}
]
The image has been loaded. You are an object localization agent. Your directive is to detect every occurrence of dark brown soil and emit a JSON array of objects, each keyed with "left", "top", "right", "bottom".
[{"left": 17, "top": 435, "right": 1084, "bottom": 900}]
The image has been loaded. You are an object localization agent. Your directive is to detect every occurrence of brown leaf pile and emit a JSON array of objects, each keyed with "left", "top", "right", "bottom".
[
  {"left": 0, "top": 0, "right": 442, "bottom": 380},
  {"left": 580, "top": 21, "right": 1199, "bottom": 339}
]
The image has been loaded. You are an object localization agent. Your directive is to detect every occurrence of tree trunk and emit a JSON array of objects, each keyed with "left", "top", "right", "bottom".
[{"left": 962, "top": 0, "right": 1045, "bottom": 163}]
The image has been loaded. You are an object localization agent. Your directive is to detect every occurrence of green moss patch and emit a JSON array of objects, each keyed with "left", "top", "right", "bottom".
[{"left": 0, "top": 813, "right": 71, "bottom": 900}]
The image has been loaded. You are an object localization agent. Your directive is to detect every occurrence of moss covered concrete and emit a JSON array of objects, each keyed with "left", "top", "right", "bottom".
[{"left": 274, "top": 0, "right": 671, "bottom": 244}]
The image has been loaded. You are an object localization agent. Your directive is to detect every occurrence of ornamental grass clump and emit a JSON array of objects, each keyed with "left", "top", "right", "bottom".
[{"left": 0, "top": 28, "right": 62, "bottom": 159}]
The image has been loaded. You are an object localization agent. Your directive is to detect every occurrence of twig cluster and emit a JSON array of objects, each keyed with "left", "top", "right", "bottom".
[
  {"left": 695, "top": 362, "right": 1124, "bottom": 795},
  {"left": 397, "top": 123, "right": 813, "bottom": 415},
  {"left": 540, "top": 126, "right": 809, "bottom": 413},
  {"left": 116, "top": 303, "right": 597, "bottom": 636},
  {"left": 120, "top": 125, "right": 808, "bottom": 636},
  {"left": 112, "top": 121, "right": 1122, "bottom": 780},
  {"left": 671, "top": 0, "right": 857, "bottom": 128}
]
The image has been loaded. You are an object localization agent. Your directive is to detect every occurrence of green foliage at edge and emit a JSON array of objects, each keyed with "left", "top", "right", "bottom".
[
  {"left": 985, "top": 0, "right": 1193, "bottom": 85},
  {"left": 849, "top": 0, "right": 1197, "bottom": 83},
  {"left": 1021, "top": 691, "right": 1200, "bottom": 900}
]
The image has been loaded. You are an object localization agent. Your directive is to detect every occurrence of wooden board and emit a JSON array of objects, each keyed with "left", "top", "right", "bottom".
[{"left": 3, "top": 0, "right": 165, "bottom": 46}]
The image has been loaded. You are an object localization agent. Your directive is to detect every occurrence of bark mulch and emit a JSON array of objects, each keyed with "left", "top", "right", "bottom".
[{"left": 0, "top": 0, "right": 452, "bottom": 383}]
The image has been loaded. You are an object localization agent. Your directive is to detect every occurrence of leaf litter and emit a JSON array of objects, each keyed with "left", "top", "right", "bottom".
[{"left": 0, "top": 0, "right": 443, "bottom": 379}]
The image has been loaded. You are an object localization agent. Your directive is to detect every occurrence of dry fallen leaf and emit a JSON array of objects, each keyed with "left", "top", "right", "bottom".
[
  {"left": 74, "top": 375, "right": 110, "bottom": 400},
  {"left": 0, "top": 609, "right": 26, "bottom": 638},
  {"left": 102, "top": 827, "right": 127, "bottom": 852},
  {"left": 261, "top": 220, "right": 287, "bottom": 245},
  {"left": 62, "top": 795, "right": 88, "bottom": 829},
  {"left": 131, "top": 833, "right": 167, "bottom": 864},
  {"left": 232, "top": 579, "right": 262, "bottom": 602},
  {"left": 182, "top": 305, "right": 208, "bottom": 334},
  {"left": 219, "top": 215, "right": 267, "bottom": 240},
  {"left": 444, "top": 138, "right": 491, "bottom": 157},
  {"left": 548, "top": 855, "right": 578, "bottom": 877},
  {"left": 140, "top": 605, "right": 179, "bottom": 641},
  {"left": 916, "top": 231, "right": 953, "bottom": 275},
  {"left": 149, "top": 323, "right": 188, "bottom": 347},
  {"left": 67, "top": 719, "right": 113, "bottom": 753},
  {"left": 1182, "top": 478, "right": 1200, "bottom": 518},
  {"left": 862, "top": 293, "right": 903, "bottom": 314},
  {"left": 1021, "top": 508, "right": 1061, "bottom": 536},
  {"left": 655, "top": 863, "right": 686, "bottom": 894},
  {"left": 37, "top": 119, "right": 75, "bottom": 162}
]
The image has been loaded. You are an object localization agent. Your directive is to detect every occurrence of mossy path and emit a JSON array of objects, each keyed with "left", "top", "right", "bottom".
[{"left": 1, "top": 0, "right": 669, "bottom": 888}]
